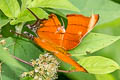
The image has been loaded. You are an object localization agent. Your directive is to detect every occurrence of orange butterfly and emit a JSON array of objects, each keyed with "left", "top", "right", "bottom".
[{"left": 33, "top": 13, "right": 99, "bottom": 72}]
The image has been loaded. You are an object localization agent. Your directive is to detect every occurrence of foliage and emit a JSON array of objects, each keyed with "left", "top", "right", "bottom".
[{"left": 0, "top": 0, "right": 120, "bottom": 80}]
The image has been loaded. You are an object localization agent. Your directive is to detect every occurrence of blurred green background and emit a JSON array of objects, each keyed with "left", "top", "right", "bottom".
[{"left": 0, "top": 0, "right": 120, "bottom": 80}]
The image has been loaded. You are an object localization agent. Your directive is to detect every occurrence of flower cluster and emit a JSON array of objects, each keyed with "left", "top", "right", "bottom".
[
  {"left": 21, "top": 53, "right": 59, "bottom": 80},
  {"left": 0, "top": 39, "right": 6, "bottom": 45}
]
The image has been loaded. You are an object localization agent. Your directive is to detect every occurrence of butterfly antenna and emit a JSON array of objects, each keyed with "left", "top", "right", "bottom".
[{"left": 27, "top": 8, "right": 39, "bottom": 20}]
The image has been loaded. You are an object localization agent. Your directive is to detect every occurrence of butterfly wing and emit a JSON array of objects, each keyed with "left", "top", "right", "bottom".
[
  {"left": 37, "top": 14, "right": 65, "bottom": 46},
  {"left": 34, "top": 14, "right": 99, "bottom": 72},
  {"left": 62, "top": 14, "right": 99, "bottom": 50}
]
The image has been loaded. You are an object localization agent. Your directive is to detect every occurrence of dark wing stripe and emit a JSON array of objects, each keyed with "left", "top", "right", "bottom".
[
  {"left": 40, "top": 24, "right": 87, "bottom": 28},
  {"left": 38, "top": 31, "right": 85, "bottom": 35},
  {"left": 68, "top": 24, "right": 88, "bottom": 28},
  {"left": 48, "top": 38, "right": 80, "bottom": 42}
]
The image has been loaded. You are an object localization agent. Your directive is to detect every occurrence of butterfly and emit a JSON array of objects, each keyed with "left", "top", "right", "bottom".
[{"left": 32, "top": 13, "right": 99, "bottom": 72}]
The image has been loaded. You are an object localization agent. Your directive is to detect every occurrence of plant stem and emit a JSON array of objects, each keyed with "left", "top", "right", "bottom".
[
  {"left": 11, "top": 55, "right": 33, "bottom": 66},
  {"left": 58, "top": 70, "right": 77, "bottom": 73}
]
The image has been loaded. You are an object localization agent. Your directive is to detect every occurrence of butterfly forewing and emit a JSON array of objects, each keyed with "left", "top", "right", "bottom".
[
  {"left": 37, "top": 14, "right": 64, "bottom": 46},
  {"left": 62, "top": 14, "right": 99, "bottom": 50}
]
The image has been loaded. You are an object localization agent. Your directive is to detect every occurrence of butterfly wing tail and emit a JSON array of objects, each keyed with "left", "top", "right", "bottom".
[{"left": 54, "top": 52, "right": 87, "bottom": 72}]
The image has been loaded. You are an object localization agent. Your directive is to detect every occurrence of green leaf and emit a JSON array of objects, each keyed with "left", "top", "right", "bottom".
[
  {"left": 0, "top": 19, "right": 9, "bottom": 29},
  {"left": 21, "top": 0, "right": 32, "bottom": 11},
  {"left": 0, "top": 45, "right": 27, "bottom": 71},
  {"left": 65, "top": 72, "right": 96, "bottom": 80},
  {"left": 10, "top": 8, "right": 48, "bottom": 25},
  {"left": 1, "top": 64, "right": 25, "bottom": 80},
  {"left": 44, "top": 8, "right": 66, "bottom": 18},
  {"left": 95, "top": 74, "right": 115, "bottom": 80},
  {"left": 20, "top": 77, "right": 33, "bottom": 80},
  {"left": 4, "top": 37, "right": 42, "bottom": 62},
  {"left": 1, "top": 24, "right": 15, "bottom": 37},
  {"left": 0, "top": 0, "right": 20, "bottom": 18},
  {"left": 78, "top": 56, "right": 120, "bottom": 74},
  {"left": 30, "top": 0, "right": 79, "bottom": 12},
  {"left": 93, "top": 17, "right": 120, "bottom": 80},
  {"left": 64, "top": 0, "right": 120, "bottom": 24},
  {"left": 0, "top": 11, "right": 10, "bottom": 29},
  {"left": 69, "top": 33, "right": 120, "bottom": 56}
]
